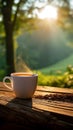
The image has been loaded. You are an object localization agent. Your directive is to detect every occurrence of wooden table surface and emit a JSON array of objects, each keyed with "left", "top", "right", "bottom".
[{"left": 0, "top": 82, "right": 73, "bottom": 129}]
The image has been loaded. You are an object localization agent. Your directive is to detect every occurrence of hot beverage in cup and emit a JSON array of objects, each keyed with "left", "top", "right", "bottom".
[{"left": 3, "top": 72, "right": 38, "bottom": 99}]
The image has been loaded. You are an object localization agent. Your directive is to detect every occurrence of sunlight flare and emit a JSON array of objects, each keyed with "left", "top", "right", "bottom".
[{"left": 38, "top": 5, "right": 58, "bottom": 20}]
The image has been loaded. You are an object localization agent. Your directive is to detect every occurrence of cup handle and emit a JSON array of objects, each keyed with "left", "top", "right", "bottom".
[{"left": 3, "top": 76, "right": 13, "bottom": 91}]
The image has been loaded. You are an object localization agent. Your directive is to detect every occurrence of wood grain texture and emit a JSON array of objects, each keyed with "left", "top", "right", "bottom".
[{"left": 0, "top": 82, "right": 73, "bottom": 129}]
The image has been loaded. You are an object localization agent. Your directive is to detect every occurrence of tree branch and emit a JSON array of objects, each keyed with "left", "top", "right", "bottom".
[
  {"left": 12, "top": 0, "right": 21, "bottom": 30},
  {"left": 12, "top": 0, "right": 27, "bottom": 30}
]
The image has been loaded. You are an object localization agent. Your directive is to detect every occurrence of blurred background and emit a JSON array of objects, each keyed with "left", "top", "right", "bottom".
[{"left": 0, "top": 0, "right": 73, "bottom": 88}]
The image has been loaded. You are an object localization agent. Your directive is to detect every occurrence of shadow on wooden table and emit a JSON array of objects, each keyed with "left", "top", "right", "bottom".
[
  {"left": 0, "top": 97, "right": 33, "bottom": 130},
  {"left": 0, "top": 81, "right": 73, "bottom": 130},
  {"left": 0, "top": 96, "right": 72, "bottom": 130}
]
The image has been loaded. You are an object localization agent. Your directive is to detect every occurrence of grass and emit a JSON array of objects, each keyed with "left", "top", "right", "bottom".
[
  {"left": 38, "top": 53, "right": 73, "bottom": 75},
  {"left": 35, "top": 53, "right": 73, "bottom": 88}
]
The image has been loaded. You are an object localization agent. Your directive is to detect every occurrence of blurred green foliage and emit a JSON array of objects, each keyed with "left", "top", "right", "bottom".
[
  {"left": 0, "top": 62, "right": 73, "bottom": 88},
  {"left": 36, "top": 64, "right": 73, "bottom": 88}
]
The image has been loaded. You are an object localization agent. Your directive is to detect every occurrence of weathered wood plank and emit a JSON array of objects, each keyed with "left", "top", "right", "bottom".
[
  {"left": 0, "top": 81, "right": 73, "bottom": 93},
  {"left": 0, "top": 82, "right": 73, "bottom": 129},
  {"left": 36, "top": 85, "right": 73, "bottom": 94}
]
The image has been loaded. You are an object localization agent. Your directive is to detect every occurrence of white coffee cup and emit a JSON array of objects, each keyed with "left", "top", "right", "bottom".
[{"left": 3, "top": 72, "right": 38, "bottom": 99}]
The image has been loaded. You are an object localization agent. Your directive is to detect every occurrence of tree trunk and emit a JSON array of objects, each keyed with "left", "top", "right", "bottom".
[
  {"left": 5, "top": 27, "right": 15, "bottom": 75},
  {"left": 1, "top": 1, "right": 15, "bottom": 75}
]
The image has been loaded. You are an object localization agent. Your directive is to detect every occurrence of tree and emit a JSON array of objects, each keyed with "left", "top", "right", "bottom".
[
  {"left": 0, "top": 0, "right": 36, "bottom": 75},
  {"left": 0, "top": 0, "right": 73, "bottom": 75},
  {"left": 51, "top": 0, "right": 73, "bottom": 30}
]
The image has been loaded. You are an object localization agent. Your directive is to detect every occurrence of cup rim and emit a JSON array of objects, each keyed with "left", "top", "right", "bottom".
[{"left": 11, "top": 72, "right": 38, "bottom": 77}]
